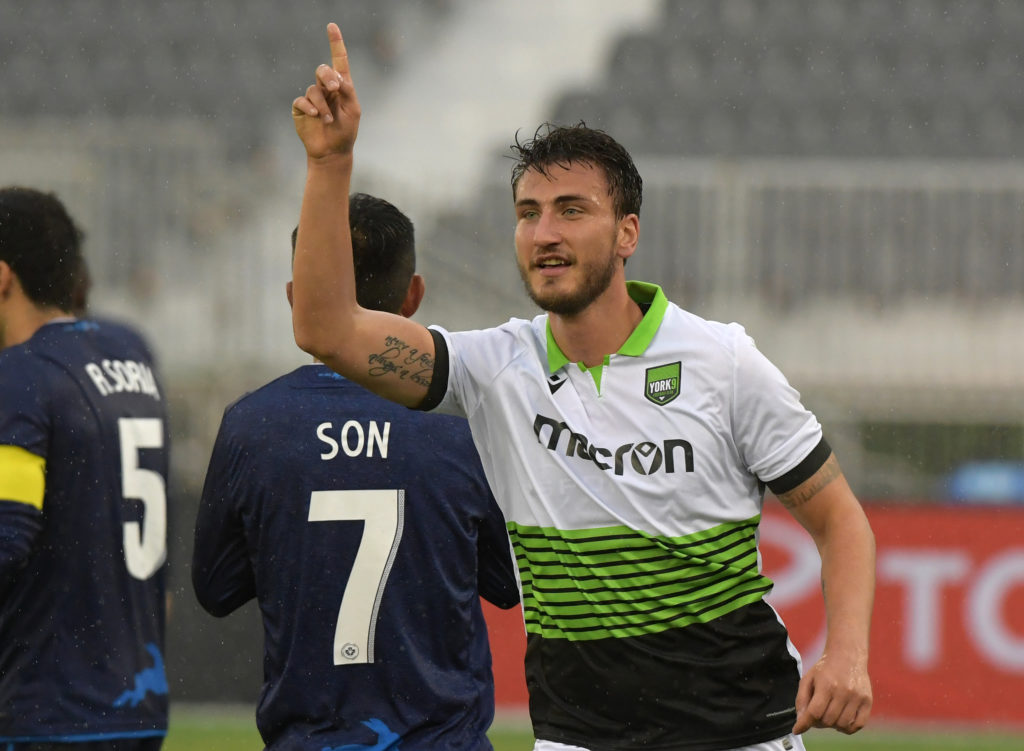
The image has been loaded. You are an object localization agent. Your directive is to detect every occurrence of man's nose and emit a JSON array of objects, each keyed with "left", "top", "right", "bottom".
[{"left": 533, "top": 210, "right": 561, "bottom": 246}]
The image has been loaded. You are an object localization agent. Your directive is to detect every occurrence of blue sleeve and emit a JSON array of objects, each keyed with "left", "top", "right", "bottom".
[
  {"left": 476, "top": 495, "right": 520, "bottom": 609},
  {"left": 0, "top": 353, "right": 48, "bottom": 582},
  {"left": 0, "top": 500, "right": 43, "bottom": 584},
  {"left": 191, "top": 409, "right": 257, "bottom": 617}
]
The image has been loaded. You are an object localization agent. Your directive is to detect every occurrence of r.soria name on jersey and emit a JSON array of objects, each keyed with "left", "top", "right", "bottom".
[{"left": 84, "top": 359, "right": 161, "bottom": 400}]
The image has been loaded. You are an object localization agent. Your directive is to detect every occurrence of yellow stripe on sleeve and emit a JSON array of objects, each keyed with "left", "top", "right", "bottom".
[{"left": 0, "top": 444, "right": 46, "bottom": 510}]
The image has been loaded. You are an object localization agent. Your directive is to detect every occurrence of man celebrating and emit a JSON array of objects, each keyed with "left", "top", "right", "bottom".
[
  {"left": 289, "top": 24, "right": 875, "bottom": 751},
  {"left": 0, "top": 187, "right": 169, "bottom": 749}
]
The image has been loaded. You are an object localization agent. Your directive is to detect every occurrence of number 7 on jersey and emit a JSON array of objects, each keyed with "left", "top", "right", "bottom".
[{"left": 308, "top": 489, "right": 406, "bottom": 665}]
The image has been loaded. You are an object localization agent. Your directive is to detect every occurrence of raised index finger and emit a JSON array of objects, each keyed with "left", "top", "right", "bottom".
[{"left": 327, "top": 22, "right": 350, "bottom": 78}]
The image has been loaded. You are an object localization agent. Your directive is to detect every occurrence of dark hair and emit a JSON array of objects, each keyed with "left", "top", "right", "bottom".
[
  {"left": 0, "top": 187, "right": 85, "bottom": 311},
  {"left": 292, "top": 193, "right": 415, "bottom": 315},
  {"left": 509, "top": 122, "right": 643, "bottom": 219}
]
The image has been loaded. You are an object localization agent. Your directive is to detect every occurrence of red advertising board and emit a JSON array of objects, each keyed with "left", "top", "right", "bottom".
[{"left": 484, "top": 502, "right": 1024, "bottom": 725}]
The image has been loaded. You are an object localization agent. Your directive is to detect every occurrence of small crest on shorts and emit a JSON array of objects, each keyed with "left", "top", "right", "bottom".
[{"left": 644, "top": 362, "right": 680, "bottom": 406}]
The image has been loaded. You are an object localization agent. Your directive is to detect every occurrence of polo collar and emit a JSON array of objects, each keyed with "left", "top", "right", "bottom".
[{"left": 546, "top": 280, "right": 669, "bottom": 373}]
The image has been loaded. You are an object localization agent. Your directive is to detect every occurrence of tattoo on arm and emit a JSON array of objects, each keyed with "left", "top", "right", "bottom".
[
  {"left": 366, "top": 334, "right": 434, "bottom": 388},
  {"left": 777, "top": 454, "right": 840, "bottom": 510}
]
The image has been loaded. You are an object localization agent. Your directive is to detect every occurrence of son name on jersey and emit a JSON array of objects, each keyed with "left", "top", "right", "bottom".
[
  {"left": 84, "top": 359, "right": 161, "bottom": 400},
  {"left": 317, "top": 420, "right": 391, "bottom": 460}
]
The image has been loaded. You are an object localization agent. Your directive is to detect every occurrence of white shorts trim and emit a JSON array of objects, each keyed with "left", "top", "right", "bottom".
[{"left": 533, "top": 734, "right": 805, "bottom": 751}]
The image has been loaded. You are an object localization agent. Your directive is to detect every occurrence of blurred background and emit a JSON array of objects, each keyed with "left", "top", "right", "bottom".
[{"left": 2, "top": 0, "right": 1023, "bottom": 735}]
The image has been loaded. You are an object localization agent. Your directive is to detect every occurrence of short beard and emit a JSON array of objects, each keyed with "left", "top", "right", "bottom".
[{"left": 519, "top": 250, "right": 620, "bottom": 317}]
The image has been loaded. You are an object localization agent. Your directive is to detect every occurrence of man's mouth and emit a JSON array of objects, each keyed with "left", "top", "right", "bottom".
[{"left": 536, "top": 258, "right": 569, "bottom": 268}]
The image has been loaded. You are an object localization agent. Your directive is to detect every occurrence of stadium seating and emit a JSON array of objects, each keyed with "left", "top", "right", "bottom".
[
  {"left": 0, "top": 0, "right": 448, "bottom": 154},
  {"left": 553, "top": 0, "right": 1024, "bottom": 159},
  {"left": 4, "top": 0, "right": 1019, "bottom": 161}
]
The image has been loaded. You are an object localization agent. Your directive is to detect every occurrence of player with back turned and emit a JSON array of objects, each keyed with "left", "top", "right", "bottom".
[
  {"left": 192, "top": 193, "right": 520, "bottom": 750},
  {"left": 288, "top": 25, "right": 876, "bottom": 751},
  {"left": 0, "top": 187, "right": 170, "bottom": 749}
]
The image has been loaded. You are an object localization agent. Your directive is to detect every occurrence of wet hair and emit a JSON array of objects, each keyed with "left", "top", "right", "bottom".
[
  {"left": 291, "top": 192, "right": 415, "bottom": 315},
  {"left": 509, "top": 122, "right": 643, "bottom": 219},
  {"left": 0, "top": 187, "right": 85, "bottom": 311}
]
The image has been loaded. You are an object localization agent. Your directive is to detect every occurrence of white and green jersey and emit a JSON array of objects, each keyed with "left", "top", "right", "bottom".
[{"left": 426, "top": 281, "right": 826, "bottom": 751}]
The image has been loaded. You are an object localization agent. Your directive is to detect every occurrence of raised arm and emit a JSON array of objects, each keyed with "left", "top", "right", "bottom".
[
  {"left": 291, "top": 23, "right": 435, "bottom": 407},
  {"left": 779, "top": 453, "right": 875, "bottom": 736}
]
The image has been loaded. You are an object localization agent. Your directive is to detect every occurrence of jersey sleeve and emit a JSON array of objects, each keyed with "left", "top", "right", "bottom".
[
  {"left": 420, "top": 326, "right": 467, "bottom": 416},
  {"left": 425, "top": 323, "right": 524, "bottom": 419},
  {"left": 729, "top": 326, "right": 823, "bottom": 483},
  {"left": 476, "top": 494, "right": 520, "bottom": 609},
  {"left": 439, "top": 410, "right": 520, "bottom": 609},
  {"left": 0, "top": 354, "right": 49, "bottom": 578},
  {"left": 191, "top": 406, "right": 257, "bottom": 617},
  {"left": 0, "top": 500, "right": 43, "bottom": 583},
  {"left": 0, "top": 351, "right": 51, "bottom": 458}
]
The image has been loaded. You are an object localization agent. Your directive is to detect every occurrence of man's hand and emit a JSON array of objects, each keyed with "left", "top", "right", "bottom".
[
  {"left": 292, "top": 22, "right": 361, "bottom": 160},
  {"left": 793, "top": 648, "right": 872, "bottom": 735}
]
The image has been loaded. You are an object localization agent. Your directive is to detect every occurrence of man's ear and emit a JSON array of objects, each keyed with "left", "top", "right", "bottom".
[
  {"left": 616, "top": 214, "right": 640, "bottom": 262},
  {"left": 286, "top": 281, "right": 294, "bottom": 309},
  {"left": 399, "top": 274, "right": 425, "bottom": 318},
  {"left": 0, "top": 261, "right": 15, "bottom": 300}
]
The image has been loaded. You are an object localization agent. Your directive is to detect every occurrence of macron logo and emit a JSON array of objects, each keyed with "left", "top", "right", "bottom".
[{"left": 547, "top": 372, "right": 567, "bottom": 395}]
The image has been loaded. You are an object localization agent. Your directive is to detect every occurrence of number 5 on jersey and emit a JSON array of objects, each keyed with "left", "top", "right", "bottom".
[
  {"left": 308, "top": 489, "right": 406, "bottom": 665},
  {"left": 118, "top": 417, "right": 167, "bottom": 580}
]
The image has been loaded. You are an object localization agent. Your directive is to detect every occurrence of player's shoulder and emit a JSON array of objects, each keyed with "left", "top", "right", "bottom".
[
  {"left": 662, "top": 301, "right": 751, "bottom": 353},
  {"left": 94, "top": 316, "right": 153, "bottom": 344},
  {"left": 218, "top": 364, "right": 353, "bottom": 430},
  {"left": 0, "top": 342, "right": 47, "bottom": 406},
  {"left": 220, "top": 366, "right": 306, "bottom": 420},
  {"left": 440, "top": 315, "right": 538, "bottom": 343},
  {"left": 440, "top": 315, "right": 544, "bottom": 372},
  {"left": 0, "top": 338, "right": 37, "bottom": 368},
  {"left": 0, "top": 326, "right": 60, "bottom": 380},
  {"left": 89, "top": 318, "right": 160, "bottom": 361},
  {"left": 30, "top": 317, "right": 157, "bottom": 365}
]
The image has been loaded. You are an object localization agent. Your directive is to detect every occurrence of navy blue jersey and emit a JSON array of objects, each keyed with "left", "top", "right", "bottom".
[
  {"left": 0, "top": 319, "right": 169, "bottom": 744},
  {"left": 192, "top": 364, "right": 519, "bottom": 751}
]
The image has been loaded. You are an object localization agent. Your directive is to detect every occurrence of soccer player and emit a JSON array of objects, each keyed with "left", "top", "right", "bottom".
[
  {"left": 0, "top": 187, "right": 170, "bottom": 749},
  {"left": 191, "top": 193, "right": 520, "bottom": 750},
  {"left": 289, "top": 25, "right": 876, "bottom": 751}
]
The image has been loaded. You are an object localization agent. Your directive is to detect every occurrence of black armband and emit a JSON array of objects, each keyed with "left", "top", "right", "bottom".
[
  {"left": 414, "top": 328, "right": 450, "bottom": 411},
  {"left": 766, "top": 436, "right": 832, "bottom": 495}
]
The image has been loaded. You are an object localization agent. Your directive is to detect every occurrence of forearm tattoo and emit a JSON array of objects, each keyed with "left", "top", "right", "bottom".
[
  {"left": 366, "top": 334, "right": 433, "bottom": 388},
  {"left": 777, "top": 454, "right": 840, "bottom": 510}
]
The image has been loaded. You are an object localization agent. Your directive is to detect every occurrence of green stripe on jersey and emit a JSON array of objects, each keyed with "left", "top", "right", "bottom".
[{"left": 507, "top": 516, "right": 774, "bottom": 641}]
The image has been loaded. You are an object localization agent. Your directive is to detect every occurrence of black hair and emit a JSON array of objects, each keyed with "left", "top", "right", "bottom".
[
  {"left": 0, "top": 187, "right": 85, "bottom": 311},
  {"left": 509, "top": 122, "right": 643, "bottom": 219},
  {"left": 292, "top": 193, "right": 415, "bottom": 315}
]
